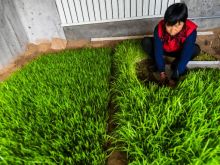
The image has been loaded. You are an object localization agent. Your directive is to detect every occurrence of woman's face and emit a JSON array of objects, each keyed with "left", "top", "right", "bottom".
[{"left": 165, "top": 21, "right": 184, "bottom": 36}]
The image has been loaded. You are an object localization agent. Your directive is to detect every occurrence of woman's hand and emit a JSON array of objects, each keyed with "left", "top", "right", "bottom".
[
  {"left": 159, "top": 72, "right": 169, "bottom": 86},
  {"left": 160, "top": 72, "right": 167, "bottom": 80}
]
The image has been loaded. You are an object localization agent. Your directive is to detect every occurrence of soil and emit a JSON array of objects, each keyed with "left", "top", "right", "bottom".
[
  {"left": 107, "top": 151, "right": 128, "bottom": 165},
  {"left": 196, "top": 28, "right": 220, "bottom": 60},
  {"left": 105, "top": 114, "right": 128, "bottom": 165},
  {"left": 136, "top": 58, "right": 159, "bottom": 84},
  {"left": 0, "top": 53, "right": 39, "bottom": 81}
]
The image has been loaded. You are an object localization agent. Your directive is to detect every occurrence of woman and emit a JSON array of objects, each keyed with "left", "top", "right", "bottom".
[{"left": 142, "top": 3, "right": 200, "bottom": 86}]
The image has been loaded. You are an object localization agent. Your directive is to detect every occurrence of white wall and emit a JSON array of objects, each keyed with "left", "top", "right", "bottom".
[{"left": 14, "top": 0, "right": 65, "bottom": 43}]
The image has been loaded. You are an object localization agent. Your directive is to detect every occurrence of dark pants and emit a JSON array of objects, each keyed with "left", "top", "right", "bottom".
[{"left": 141, "top": 37, "right": 201, "bottom": 63}]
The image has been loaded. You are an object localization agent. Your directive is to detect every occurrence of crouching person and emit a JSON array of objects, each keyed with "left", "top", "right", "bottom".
[{"left": 142, "top": 3, "right": 200, "bottom": 87}]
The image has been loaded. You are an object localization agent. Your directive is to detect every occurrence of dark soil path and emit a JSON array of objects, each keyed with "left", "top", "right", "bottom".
[{"left": 106, "top": 49, "right": 128, "bottom": 165}]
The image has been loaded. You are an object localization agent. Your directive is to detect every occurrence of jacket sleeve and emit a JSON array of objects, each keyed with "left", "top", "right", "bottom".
[
  {"left": 154, "top": 26, "right": 165, "bottom": 72},
  {"left": 172, "top": 30, "right": 197, "bottom": 79}
]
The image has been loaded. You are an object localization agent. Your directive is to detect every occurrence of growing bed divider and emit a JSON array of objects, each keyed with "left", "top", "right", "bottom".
[
  {"left": 187, "top": 61, "right": 220, "bottom": 69},
  {"left": 109, "top": 40, "right": 220, "bottom": 164},
  {"left": 0, "top": 48, "right": 112, "bottom": 164}
]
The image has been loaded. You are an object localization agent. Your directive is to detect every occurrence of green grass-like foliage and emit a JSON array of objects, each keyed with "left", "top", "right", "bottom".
[
  {"left": 110, "top": 40, "right": 220, "bottom": 164},
  {"left": 193, "top": 53, "right": 217, "bottom": 61},
  {"left": 0, "top": 48, "right": 112, "bottom": 164}
]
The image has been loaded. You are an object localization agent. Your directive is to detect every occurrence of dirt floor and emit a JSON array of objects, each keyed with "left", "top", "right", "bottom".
[{"left": 196, "top": 28, "right": 220, "bottom": 59}]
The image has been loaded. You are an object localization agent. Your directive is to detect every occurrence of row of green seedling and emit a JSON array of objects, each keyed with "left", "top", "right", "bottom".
[
  {"left": 110, "top": 40, "right": 220, "bottom": 164},
  {"left": 0, "top": 48, "right": 112, "bottom": 164}
]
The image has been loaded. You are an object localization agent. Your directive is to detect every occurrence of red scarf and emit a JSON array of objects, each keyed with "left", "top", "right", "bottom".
[{"left": 158, "top": 19, "right": 197, "bottom": 52}]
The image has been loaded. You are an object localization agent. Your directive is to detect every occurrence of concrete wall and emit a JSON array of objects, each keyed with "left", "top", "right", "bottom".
[
  {"left": 184, "top": 0, "right": 220, "bottom": 29},
  {"left": 64, "top": 18, "right": 160, "bottom": 40},
  {"left": 0, "top": 0, "right": 65, "bottom": 70},
  {"left": 64, "top": 0, "right": 220, "bottom": 40},
  {"left": 0, "top": 0, "right": 28, "bottom": 69},
  {"left": 14, "top": 0, "right": 65, "bottom": 43}
]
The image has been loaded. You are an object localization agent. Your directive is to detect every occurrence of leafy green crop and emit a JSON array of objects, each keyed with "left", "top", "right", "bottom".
[
  {"left": 193, "top": 53, "right": 217, "bottom": 61},
  {"left": 1, "top": 40, "right": 219, "bottom": 165},
  {"left": 0, "top": 48, "right": 112, "bottom": 164},
  {"left": 110, "top": 40, "right": 220, "bottom": 164}
]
